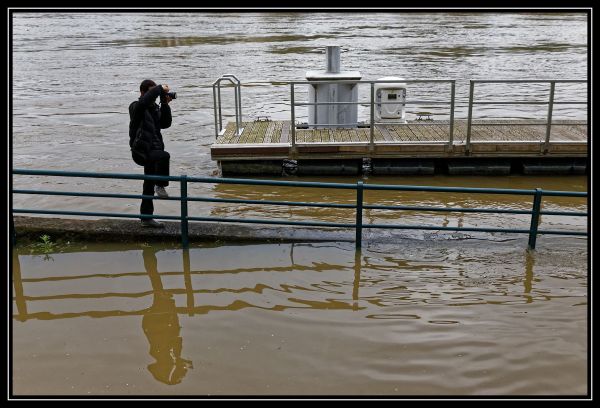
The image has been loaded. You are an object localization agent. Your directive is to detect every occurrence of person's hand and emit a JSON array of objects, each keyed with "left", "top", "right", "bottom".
[
  {"left": 162, "top": 84, "right": 170, "bottom": 93},
  {"left": 164, "top": 95, "right": 172, "bottom": 104}
]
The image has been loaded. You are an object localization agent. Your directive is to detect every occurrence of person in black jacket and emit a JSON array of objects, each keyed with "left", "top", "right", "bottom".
[{"left": 129, "top": 79, "right": 173, "bottom": 228}]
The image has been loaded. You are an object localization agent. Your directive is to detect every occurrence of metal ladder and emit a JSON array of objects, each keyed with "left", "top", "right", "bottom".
[{"left": 213, "top": 74, "right": 243, "bottom": 139}]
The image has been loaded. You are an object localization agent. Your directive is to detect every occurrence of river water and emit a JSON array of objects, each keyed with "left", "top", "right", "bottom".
[
  {"left": 12, "top": 237, "right": 587, "bottom": 396},
  {"left": 11, "top": 12, "right": 588, "bottom": 230},
  {"left": 11, "top": 11, "right": 588, "bottom": 396}
]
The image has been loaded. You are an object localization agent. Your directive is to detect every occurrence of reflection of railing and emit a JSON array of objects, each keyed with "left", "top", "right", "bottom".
[
  {"left": 13, "top": 169, "right": 587, "bottom": 250},
  {"left": 466, "top": 80, "right": 588, "bottom": 153},
  {"left": 12, "top": 244, "right": 361, "bottom": 322}
]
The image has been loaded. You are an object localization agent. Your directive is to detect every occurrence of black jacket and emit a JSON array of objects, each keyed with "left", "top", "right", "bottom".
[{"left": 129, "top": 85, "right": 172, "bottom": 163}]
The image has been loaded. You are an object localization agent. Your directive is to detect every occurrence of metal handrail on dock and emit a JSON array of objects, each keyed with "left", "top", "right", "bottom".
[
  {"left": 212, "top": 77, "right": 587, "bottom": 151},
  {"left": 465, "top": 79, "right": 588, "bottom": 153},
  {"left": 289, "top": 79, "right": 457, "bottom": 149},
  {"left": 12, "top": 169, "right": 587, "bottom": 250},
  {"left": 213, "top": 74, "right": 243, "bottom": 138}
]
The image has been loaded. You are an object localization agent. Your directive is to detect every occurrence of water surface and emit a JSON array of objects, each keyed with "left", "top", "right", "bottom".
[{"left": 12, "top": 238, "right": 588, "bottom": 395}]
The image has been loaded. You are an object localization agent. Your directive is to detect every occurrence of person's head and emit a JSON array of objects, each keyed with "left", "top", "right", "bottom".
[{"left": 140, "top": 79, "right": 157, "bottom": 96}]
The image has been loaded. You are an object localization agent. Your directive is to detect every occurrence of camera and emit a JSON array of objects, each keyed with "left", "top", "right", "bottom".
[{"left": 166, "top": 91, "right": 177, "bottom": 99}]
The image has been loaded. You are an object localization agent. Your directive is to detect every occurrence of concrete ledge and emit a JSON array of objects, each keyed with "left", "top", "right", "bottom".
[{"left": 13, "top": 216, "right": 354, "bottom": 245}]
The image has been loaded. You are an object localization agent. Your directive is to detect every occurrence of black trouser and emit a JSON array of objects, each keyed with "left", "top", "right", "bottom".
[{"left": 141, "top": 150, "right": 170, "bottom": 216}]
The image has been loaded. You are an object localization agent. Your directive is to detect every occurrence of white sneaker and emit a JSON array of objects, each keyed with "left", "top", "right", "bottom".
[{"left": 155, "top": 186, "right": 169, "bottom": 198}]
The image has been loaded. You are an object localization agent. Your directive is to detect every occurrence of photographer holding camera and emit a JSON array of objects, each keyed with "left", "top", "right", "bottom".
[{"left": 129, "top": 79, "right": 177, "bottom": 228}]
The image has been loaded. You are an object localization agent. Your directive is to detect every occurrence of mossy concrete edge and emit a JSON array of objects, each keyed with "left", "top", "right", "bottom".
[{"left": 13, "top": 216, "right": 354, "bottom": 245}]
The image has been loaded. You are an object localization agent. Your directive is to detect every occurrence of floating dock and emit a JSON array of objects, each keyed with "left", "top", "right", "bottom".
[
  {"left": 210, "top": 119, "right": 587, "bottom": 175},
  {"left": 210, "top": 47, "right": 587, "bottom": 176}
]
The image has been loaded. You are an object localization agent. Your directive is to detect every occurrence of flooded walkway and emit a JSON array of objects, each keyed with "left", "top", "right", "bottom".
[{"left": 12, "top": 238, "right": 588, "bottom": 395}]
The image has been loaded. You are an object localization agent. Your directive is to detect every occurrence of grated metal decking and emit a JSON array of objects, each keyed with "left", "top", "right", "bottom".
[{"left": 211, "top": 119, "right": 587, "bottom": 160}]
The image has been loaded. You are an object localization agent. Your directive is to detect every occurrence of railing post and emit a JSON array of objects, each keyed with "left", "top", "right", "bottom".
[
  {"left": 466, "top": 80, "right": 474, "bottom": 154},
  {"left": 448, "top": 80, "right": 456, "bottom": 149},
  {"left": 544, "top": 81, "right": 556, "bottom": 153},
  {"left": 369, "top": 83, "right": 375, "bottom": 148},
  {"left": 528, "top": 188, "right": 543, "bottom": 250},
  {"left": 290, "top": 83, "right": 296, "bottom": 149},
  {"left": 213, "top": 85, "right": 219, "bottom": 139},
  {"left": 237, "top": 82, "right": 242, "bottom": 128},
  {"left": 180, "top": 175, "right": 189, "bottom": 249},
  {"left": 233, "top": 83, "right": 240, "bottom": 136},
  {"left": 217, "top": 82, "right": 223, "bottom": 134},
  {"left": 356, "top": 181, "right": 364, "bottom": 250}
]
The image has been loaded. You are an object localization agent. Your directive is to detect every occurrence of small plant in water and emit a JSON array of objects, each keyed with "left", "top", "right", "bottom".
[
  {"left": 28, "top": 234, "right": 57, "bottom": 261},
  {"left": 32, "top": 234, "right": 57, "bottom": 253}
]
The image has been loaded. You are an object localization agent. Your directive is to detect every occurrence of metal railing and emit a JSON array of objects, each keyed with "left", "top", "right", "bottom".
[
  {"left": 289, "top": 79, "right": 456, "bottom": 149},
  {"left": 213, "top": 77, "right": 588, "bottom": 152},
  {"left": 213, "top": 74, "right": 243, "bottom": 139},
  {"left": 466, "top": 79, "right": 588, "bottom": 153},
  {"left": 12, "top": 169, "right": 587, "bottom": 250}
]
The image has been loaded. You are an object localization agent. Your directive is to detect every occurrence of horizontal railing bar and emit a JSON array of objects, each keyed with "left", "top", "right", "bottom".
[
  {"left": 472, "top": 101, "right": 587, "bottom": 105},
  {"left": 541, "top": 190, "right": 588, "bottom": 197},
  {"left": 535, "top": 229, "right": 588, "bottom": 236},
  {"left": 236, "top": 79, "right": 586, "bottom": 86},
  {"left": 364, "top": 204, "right": 533, "bottom": 214},
  {"left": 13, "top": 209, "right": 180, "bottom": 220},
  {"left": 293, "top": 101, "right": 585, "bottom": 107},
  {"left": 186, "top": 196, "right": 356, "bottom": 209},
  {"left": 13, "top": 169, "right": 180, "bottom": 182},
  {"left": 466, "top": 122, "right": 587, "bottom": 126},
  {"left": 471, "top": 79, "right": 587, "bottom": 83},
  {"left": 540, "top": 210, "right": 588, "bottom": 216},
  {"left": 296, "top": 123, "right": 366, "bottom": 127},
  {"left": 12, "top": 189, "right": 177, "bottom": 201},
  {"left": 294, "top": 122, "right": 587, "bottom": 127},
  {"left": 363, "top": 184, "right": 533, "bottom": 195},
  {"left": 289, "top": 79, "right": 456, "bottom": 85},
  {"left": 13, "top": 170, "right": 588, "bottom": 198},
  {"left": 187, "top": 216, "right": 355, "bottom": 229},
  {"left": 294, "top": 101, "right": 451, "bottom": 106}
]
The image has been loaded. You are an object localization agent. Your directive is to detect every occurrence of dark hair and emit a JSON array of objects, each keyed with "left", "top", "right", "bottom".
[{"left": 140, "top": 79, "right": 157, "bottom": 94}]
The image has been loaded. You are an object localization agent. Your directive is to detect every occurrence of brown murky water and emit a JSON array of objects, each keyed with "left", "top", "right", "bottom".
[
  {"left": 12, "top": 12, "right": 588, "bottom": 232},
  {"left": 11, "top": 12, "right": 588, "bottom": 396},
  {"left": 12, "top": 237, "right": 587, "bottom": 396}
]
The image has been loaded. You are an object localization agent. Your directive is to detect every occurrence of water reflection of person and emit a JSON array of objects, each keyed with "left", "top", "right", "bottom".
[{"left": 142, "top": 247, "right": 193, "bottom": 385}]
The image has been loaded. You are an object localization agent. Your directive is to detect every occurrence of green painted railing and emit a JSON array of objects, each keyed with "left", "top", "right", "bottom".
[{"left": 12, "top": 169, "right": 588, "bottom": 249}]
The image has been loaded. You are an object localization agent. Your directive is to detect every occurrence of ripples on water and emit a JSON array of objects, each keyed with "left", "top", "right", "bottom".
[
  {"left": 12, "top": 12, "right": 587, "bottom": 167},
  {"left": 11, "top": 12, "right": 589, "bottom": 396},
  {"left": 12, "top": 239, "right": 587, "bottom": 395},
  {"left": 12, "top": 13, "right": 588, "bottom": 226}
]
